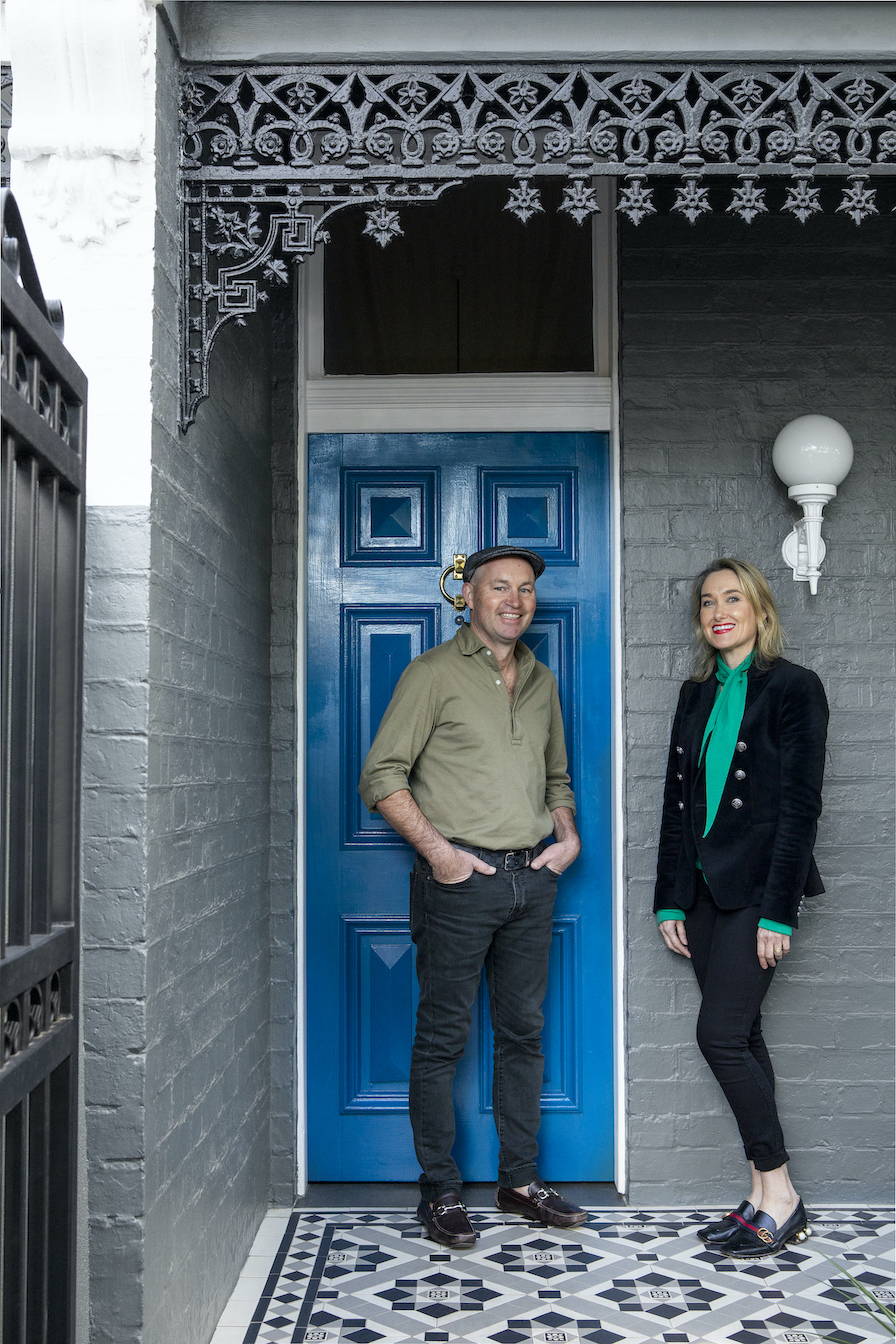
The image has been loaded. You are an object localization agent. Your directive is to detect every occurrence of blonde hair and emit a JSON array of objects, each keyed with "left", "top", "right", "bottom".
[{"left": 690, "top": 558, "right": 784, "bottom": 681}]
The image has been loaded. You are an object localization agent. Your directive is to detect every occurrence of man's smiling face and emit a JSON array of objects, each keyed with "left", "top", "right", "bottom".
[{"left": 463, "top": 557, "right": 537, "bottom": 653}]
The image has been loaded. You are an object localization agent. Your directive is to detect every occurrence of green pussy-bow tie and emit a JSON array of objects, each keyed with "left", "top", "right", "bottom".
[{"left": 698, "top": 651, "right": 753, "bottom": 837}]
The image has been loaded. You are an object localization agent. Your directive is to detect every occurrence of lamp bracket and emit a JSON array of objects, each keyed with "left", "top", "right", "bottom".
[
  {"left": 781, "top": 525, "right": 827, "bottom": 587},
  {"left": 781, "top": 486, "right": 839, "bottom": 595}
]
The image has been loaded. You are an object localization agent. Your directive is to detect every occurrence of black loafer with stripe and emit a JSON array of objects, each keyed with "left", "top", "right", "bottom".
[
  {"left": 720, "top": 1200, "right": 811, "bottom": 1258},
  {"left": 697, "top": 1199, "right": 756, "bottom": 1245}
]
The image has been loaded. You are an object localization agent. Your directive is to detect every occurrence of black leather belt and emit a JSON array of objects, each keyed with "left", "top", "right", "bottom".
[{"left": 451, "top": 840, "right": 545, "bottom": 871}]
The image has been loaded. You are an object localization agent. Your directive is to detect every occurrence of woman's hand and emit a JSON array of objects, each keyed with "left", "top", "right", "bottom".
[
  {"left": 757, "top": 928, "right": 790, "bottom": 970},
  {"left": 658, "top": 919, "right": 691, "bottom": 959}
]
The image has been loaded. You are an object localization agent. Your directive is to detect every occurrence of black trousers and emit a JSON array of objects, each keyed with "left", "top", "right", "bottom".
[
  {"left": 685, "top": 880, "right": 790, "bottom": 1172},
  {"left": 409, "top": 852, "right": 557, "bottom": 1202}
]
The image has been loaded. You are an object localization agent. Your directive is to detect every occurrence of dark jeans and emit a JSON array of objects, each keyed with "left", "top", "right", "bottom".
[
  {"left": 686, "top": 880, "right": 790, "bottom": 1172},
  {"left": 409, "top": 849, "right": 558, "bottom": 1202}
]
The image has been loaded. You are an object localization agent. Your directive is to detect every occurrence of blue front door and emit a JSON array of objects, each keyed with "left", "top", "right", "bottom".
[{"left": 307, "top": 431, "right": 613, "bottom": 1180}]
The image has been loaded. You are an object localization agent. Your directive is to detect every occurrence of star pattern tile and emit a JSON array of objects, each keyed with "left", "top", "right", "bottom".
[{"left": 214, "top": 1208, "right": 894, "bottom": 1344}]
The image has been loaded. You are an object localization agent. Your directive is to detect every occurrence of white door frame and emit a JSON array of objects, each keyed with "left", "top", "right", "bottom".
[{"left": 292, "top": 187, "right": 627, "bottom": 1193}]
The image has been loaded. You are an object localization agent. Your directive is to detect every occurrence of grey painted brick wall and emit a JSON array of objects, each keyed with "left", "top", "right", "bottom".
[
  {"left": 82, "top": 507, "right": 151, "bottom": 1344},
  {"left": 143, "top": 307, "right": 274, "bottom": 1344},
  {"left": 141, "top": 18, "right": 275, "bottom": 1344},
  {"left": 619, "top": 199, "right": 896, "bottom": 1204}
]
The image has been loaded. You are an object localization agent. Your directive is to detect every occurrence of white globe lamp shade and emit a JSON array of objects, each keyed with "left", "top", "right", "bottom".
[{"left": 772, "top": 415, "right": 854, "bottom": 488}]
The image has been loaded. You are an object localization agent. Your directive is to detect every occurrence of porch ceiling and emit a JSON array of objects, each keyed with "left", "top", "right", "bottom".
[{"left": 170, "top": 3, "right": 896, "bottom": 64}]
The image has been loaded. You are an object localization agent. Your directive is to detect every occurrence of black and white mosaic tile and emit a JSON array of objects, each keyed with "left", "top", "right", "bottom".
[{"left": 214, "top": 1207, "right": 894, "bottom": 1344}]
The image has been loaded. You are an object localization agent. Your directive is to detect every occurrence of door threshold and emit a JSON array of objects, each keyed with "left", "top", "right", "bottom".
[{"left": 295, "top": 1182, "right": 625, "bottom": 1209}]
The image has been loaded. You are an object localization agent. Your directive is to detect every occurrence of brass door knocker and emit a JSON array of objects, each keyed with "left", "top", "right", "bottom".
[{"left": 439, "top": 553, "right": 467, "bottom": 623}]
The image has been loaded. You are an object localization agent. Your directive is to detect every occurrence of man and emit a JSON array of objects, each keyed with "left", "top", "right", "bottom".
[{"left": 359, "top": 545, "right": 585, "bottom": 1248}]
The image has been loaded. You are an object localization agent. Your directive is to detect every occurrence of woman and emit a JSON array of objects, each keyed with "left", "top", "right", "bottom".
[{"left": 655, "top": 558, "right": 828, "bottom": 1258}]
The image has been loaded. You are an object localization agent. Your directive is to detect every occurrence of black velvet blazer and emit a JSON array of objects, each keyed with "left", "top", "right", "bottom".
[{"left": 654, "top": 657, "right": 829, "bottom": 928}]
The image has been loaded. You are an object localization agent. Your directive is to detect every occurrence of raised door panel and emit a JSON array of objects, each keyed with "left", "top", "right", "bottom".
[
  {"left": 342, "top": 916, "right": 417, "bottom": 1111},
  {"left": 342, "top": 605, "right": 439, "bottom": 845}
]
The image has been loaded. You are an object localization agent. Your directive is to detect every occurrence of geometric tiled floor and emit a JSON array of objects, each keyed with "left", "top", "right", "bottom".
[{"left": 211, "top": 1206, "right": 894, "bottom": 1344}]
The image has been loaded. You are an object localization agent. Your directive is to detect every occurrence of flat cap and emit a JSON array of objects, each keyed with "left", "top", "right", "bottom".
[{"left": 462, "top": 545, "right": 545, "bottom": 581}]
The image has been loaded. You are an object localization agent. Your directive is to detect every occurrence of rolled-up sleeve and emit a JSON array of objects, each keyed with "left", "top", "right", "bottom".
[
  {"left": 544, "top": 681, "right": 576, "bottom": 814},
  {"left": 359, "top": 660, "right": 437, "bottom": 812}
]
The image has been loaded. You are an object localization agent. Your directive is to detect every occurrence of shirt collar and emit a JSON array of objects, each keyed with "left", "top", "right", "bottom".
[{"left": 454, "top": 622, "right": 534, "bottom": 668}]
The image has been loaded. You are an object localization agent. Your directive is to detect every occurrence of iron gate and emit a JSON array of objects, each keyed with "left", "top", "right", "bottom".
[{"left": 1, "top": 191, "right": 86, "bottom": 1344}]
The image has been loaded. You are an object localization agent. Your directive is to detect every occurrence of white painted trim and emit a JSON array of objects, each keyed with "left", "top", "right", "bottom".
[
  {"left": 606, "top": 183, "right": 628, "bottom": 1198},
  {"left": 306, "top": 375, "right": 612, "bottom": 433},
  {"left": 298, "top": 206, "right": 622, "bottom": 1194},
  {"left": 294, "top": 268, "right": 310, "bottom": 1197}
]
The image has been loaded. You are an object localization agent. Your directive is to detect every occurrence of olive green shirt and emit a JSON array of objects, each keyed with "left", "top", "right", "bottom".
[{"left": 359, "top": 623, "right": 575, "bottom": 849}]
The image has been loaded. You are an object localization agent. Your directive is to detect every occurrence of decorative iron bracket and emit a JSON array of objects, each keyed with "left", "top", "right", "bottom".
[{"left": 180, "top": 62, "right": 896, "bottom": 428}]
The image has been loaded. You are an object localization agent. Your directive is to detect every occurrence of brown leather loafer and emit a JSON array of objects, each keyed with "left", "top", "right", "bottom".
[
  {"left": 496, "top": 1181, "right": 587, "bottom": 1228},
  {"left": 417, "top": 1192, "right": 478, "bottom": 1248}
]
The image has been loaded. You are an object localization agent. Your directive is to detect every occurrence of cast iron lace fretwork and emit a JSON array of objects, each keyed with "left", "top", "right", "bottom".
[{"left": 179, "top": 61, "right": 895, "bottom": 427}]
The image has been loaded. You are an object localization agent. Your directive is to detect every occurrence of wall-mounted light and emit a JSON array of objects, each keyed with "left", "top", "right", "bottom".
[{"left": 772, "top": 414, "right": 854, "bottom": 595}]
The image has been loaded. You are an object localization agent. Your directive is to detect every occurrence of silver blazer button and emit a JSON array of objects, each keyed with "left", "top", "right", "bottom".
[
  {"left": 678, "top": 801, "right": 685, "bottom": 810},
  {"left": 734, "top": 769, "right": 746, "bottom": 780},
  {"left": 676, "top": 746, "right": 684, "bottom": 755},
  {"left": 736, "top": 740, "right": 747, "bottom": 752},
  {"left": 731, "top": 797, "right": 743, "bottom": 809}
]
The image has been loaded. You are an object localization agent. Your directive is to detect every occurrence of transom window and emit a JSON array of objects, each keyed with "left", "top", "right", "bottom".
[{"left": 322, "top": 179, "right": 595, "bottom": 376}]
